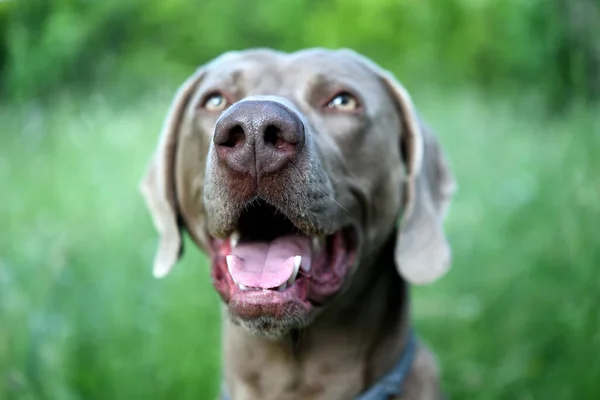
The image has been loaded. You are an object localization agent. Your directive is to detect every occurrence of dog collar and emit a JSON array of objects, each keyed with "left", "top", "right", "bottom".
[
  {"left": 221, "top": 330, "right": 416, "bottom": 400},
  {"left": 355, "top": 330, "right": 417, "bottom": 400}
]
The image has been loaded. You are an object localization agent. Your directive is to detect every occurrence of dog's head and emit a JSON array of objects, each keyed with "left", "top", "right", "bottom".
[{"left": 140, "top": 49, "right": 456, "bottom": 337}]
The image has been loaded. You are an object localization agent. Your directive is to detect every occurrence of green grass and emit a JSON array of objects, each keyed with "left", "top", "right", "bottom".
[{"left": 1, "top": 84, "right": 599, "bottom": 400}]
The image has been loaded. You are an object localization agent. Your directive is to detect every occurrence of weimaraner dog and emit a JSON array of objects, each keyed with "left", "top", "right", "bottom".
[{"left": 140, "top": 48, "right": 456, "bottom": 400}]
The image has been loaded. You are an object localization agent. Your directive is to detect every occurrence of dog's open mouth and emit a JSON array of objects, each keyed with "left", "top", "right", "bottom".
[{"left": 209, "top": 200, "right": 357, "bottom": 320}]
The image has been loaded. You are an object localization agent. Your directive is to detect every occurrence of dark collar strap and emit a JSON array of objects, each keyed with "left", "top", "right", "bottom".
[{"left": 354, "top": 330, "right": 417, "bottom": 400}]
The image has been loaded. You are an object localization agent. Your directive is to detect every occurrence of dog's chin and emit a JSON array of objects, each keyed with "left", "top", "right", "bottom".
[
  {"left": 207, "top": 200, "right": 358, "bottom": 337},
  {"left": 228, "top": 303, "right": 312, "bottom": 338}
]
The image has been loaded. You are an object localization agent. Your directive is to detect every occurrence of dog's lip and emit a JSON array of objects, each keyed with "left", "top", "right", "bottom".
[{"left": 228, "top": 282, "right": 312, "bottom": 320}]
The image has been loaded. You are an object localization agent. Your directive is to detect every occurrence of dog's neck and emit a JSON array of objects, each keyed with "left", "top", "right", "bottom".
[{"left": 221, "top": 236, "right": 412, "bottom": 400}]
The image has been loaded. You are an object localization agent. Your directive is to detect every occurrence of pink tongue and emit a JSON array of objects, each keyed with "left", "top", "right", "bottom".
[{"left": 228, "top": 235, "right": 312, "bottom": 288}]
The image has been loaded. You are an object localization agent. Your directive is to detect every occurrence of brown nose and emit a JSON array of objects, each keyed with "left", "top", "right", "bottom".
[{"left": 213, "top": 100, "right": 305, "bottom": 175}]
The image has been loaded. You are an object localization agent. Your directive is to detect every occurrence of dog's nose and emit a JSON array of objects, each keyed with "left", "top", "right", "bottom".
[{"left": 213, "top": 100, "right": 305, "bottom": 175}]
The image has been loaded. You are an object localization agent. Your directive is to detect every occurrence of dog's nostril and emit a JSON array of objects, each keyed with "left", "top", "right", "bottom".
[
  {"left": 264, "top": 125, "right": 287, "bottom": 149},
  {"left": 222, "top": 125, "right": 245, "bottom": 148}
]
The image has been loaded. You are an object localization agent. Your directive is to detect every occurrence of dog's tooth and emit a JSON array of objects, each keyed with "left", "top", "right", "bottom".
[
  {"left": 312, "top": 237, "right": 321, "bottom": 252},
  {"left": 278, "top": 282, "right": 287, "bottom": 291},
  {"left": 312, "top": 235, "right": 325, "bottom": 253},
  {"left": 226, "top": 255, "right": 235, "bottom": 274},
  {"left": 293, "top": 255, "right": 301, "bottom": 275},
  {"left": 230, "top": 231, "right": 240, "bottom": 248},
  {"left": 238, "top": 283, "right": 248, "bottom": 290},
  {"left": 287, "top": 256, "right": 301, "bottom": 285}
]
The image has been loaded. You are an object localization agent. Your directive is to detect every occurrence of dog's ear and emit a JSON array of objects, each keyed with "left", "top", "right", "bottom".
[
  {"left": 380, "top": 72, "right": 457, "bottom": 285},
  {"left": 139, "top": 68, "right": 206, "bottom": 278}
]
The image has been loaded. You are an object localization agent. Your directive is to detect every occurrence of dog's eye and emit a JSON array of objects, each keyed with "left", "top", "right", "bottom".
[
  {"left": 202, "top": 92, "right": 229, "bottom": 111},
  {"left": 326, "top": 92, "right": 359, "bottom": 112}
]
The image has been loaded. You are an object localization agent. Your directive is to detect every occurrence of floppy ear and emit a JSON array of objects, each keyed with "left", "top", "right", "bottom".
[
  {"left": 380, "top": 72, "right": 457, "bottom": 285},
  {"left": 139, "top": 68, "right": 206, "bottom": 278}
]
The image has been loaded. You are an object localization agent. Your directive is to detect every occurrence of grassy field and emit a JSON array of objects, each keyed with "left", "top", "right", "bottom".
[{"left": 1, "top": 83, "right": 599, "bottom": 400}]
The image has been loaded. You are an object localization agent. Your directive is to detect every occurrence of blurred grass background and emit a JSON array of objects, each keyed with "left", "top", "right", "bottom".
[{"left": 0, "top": 0, "right": 599, "bottom": 399}]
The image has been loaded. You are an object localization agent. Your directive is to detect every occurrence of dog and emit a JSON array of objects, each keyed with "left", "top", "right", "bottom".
[{"left": 140, "top": 48, "right": 456, "bottom": 400}]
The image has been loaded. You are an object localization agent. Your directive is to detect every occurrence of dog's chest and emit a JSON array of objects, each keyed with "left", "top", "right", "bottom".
[{"left": 226, "top": 345, "right": 366, "bottom": 400}]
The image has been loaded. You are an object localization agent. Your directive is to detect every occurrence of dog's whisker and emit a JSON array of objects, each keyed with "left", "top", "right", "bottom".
[{"left": 329, "top": 195, "right": 348, "bottom": 212}]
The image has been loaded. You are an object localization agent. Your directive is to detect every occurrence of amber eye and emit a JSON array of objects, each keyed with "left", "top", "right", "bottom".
[
  {"left": 326, "top": 92, "right": 360, "bottom": 112},
  {"left": 202, "top": 92, "right": 229, "bottom": 111}
]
